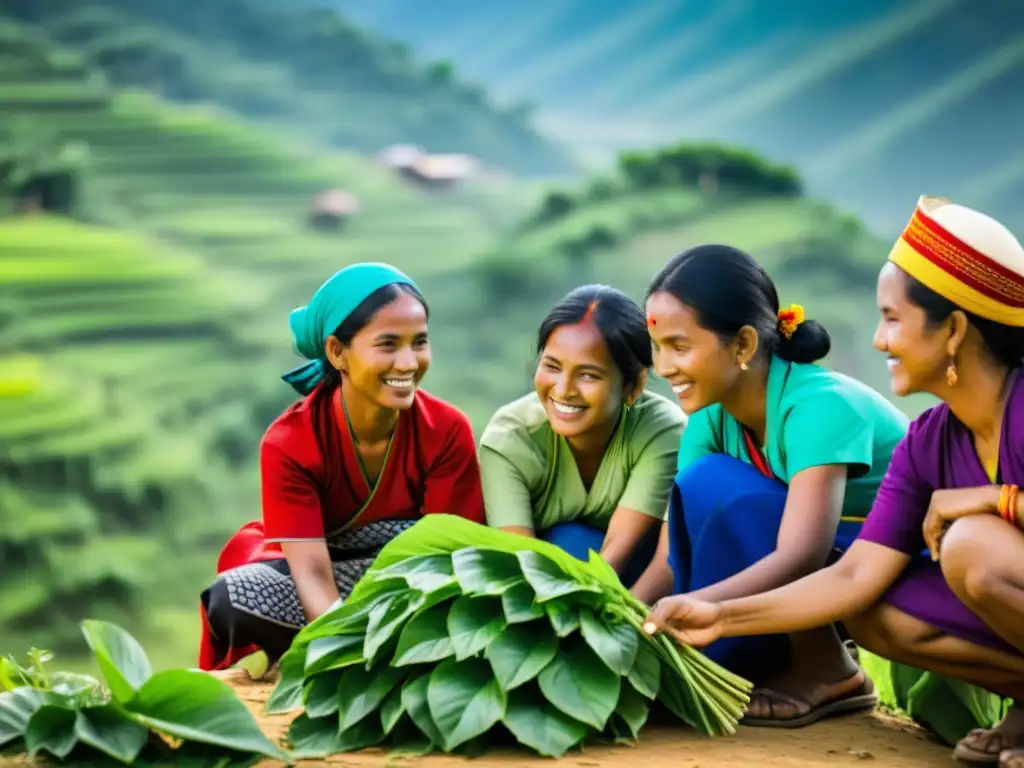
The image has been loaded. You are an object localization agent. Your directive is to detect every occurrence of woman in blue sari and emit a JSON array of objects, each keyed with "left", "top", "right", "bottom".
[{"left": 631, "top": 244, "right": 909, "bottom": 726}]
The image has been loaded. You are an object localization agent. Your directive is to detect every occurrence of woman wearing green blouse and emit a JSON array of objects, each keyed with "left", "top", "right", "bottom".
[
  {"left": 631, "top": 244, "right": 909, "bottom": 728},
  {"left": 479, "top": 284, "right": 685, "bottom": 586}
]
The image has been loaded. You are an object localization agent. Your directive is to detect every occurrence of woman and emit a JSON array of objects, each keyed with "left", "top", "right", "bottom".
[
  {"left": 479, "top": 285, "right": 684, "bottom": 586},
  {"left": 198, "top": 262, "right": 485, "bottom": 672},
  {"left": 632, "top": 243, "right": 909, "bottom": 726},
  {"left": 642, "top": 197, "right": 1024, "bottom": 765}
]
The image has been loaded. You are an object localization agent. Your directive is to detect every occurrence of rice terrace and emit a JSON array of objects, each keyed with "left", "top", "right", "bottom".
[{"left": 1, "top": 0, "right": 1021, "bottom": 765}]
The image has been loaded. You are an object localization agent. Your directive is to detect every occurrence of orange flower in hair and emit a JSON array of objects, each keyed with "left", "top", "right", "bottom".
[{"left": 777, "top": 304, "right": 805, "bottom": 340}]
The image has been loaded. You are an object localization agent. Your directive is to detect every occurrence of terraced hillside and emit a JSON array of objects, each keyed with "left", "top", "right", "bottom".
[
  {"left": 2, "top": 0, "right": 572, "bottom": 176},
  {"left": 337, "top": 0, "right": 1024, "bottom": 234},
  {"left": 0, "top": 21, "right": 543, "bottom": 666}
]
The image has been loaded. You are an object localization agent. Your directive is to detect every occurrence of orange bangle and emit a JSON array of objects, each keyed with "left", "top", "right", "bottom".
[
  {"left": 1008, "top": 485, "right": 1019, "bottom": 527},
  {"left": 998, "top": 484, "right": 1012, "bottom": 519}
]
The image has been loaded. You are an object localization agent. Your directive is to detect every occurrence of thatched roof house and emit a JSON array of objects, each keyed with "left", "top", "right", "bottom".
[
  {"left": 399, "top": 153, "right": 480, "bottom": 191},
  {"left": 308, "top": 189, "right": 361, "bottom": 230}
]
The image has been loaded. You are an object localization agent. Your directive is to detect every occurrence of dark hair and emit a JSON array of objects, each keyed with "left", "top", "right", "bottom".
[
  {"left": 646, "top": 244, "right": 831, "bottom": 364},
  {"left": 321, "top": 282, "right": 429, "bottom": 388},
  {"left": 536, "top": 284, "right": 651, "bottom": 389},
  {"left": 903, "top": 272, "right": 1024, "bottom": 369}
]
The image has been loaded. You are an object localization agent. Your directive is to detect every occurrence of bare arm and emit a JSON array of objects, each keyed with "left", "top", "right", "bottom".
[
  {"left": 600, "top": 505, "right": 661, "bottom": 574},
  {"left": 691, "top": 464, "right": 849, "bottom": 603},
  {"left": 721, "top": 539, "right": 911, "bottom": 636},
  {"left": 280, "top": 540, "right": 340, "bottom": 622},
  {"left": 629, "top": 522, "right": 673, "bottom": 604}
]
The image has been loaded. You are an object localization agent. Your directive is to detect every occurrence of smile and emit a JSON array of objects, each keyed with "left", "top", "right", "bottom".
[
  {"left": 551, "top": 400, "right": 586, "bottom": 415},
  {"left": 671, "top": 382, "right": 693, "bottom": 395},
  {"left": 384, "top": 377, "right": 416, "bottom": 389}
]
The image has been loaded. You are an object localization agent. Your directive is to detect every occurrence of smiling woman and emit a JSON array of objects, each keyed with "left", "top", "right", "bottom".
[
  {"left": 631, "top": 243, "right": 909, "bottom": 729},
  {"left": 478, "top": 285, "right": 685, "bottom": 587},
  {"left": 197, "top": 263, "right": 485, "bottom": 673}
]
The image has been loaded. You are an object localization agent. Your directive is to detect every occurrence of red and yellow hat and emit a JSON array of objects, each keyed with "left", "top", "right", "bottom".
[{"left": 888, "top": 196, "right": 1024, "bottom": 327}]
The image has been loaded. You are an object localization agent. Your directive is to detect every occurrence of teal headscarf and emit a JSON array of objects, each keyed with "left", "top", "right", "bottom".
[{"left": 282, "top": 262, "right": 418, "bottom": 395}]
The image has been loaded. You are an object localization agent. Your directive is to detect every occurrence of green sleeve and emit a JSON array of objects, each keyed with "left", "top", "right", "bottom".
[
  {"left": 479, "top": 445, "right": 536, "bottom": 530},
  {"left": 617, "top": 413, "right": 684, "bottom": 519},
  {"left": 675, "top": 407, "right": 719, "bottom": 473},
  {"left": 781, "top": 390, "right": 875, "bottom": 478}
]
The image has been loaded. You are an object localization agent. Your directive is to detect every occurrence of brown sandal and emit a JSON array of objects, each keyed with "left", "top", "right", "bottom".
[
  {"left": 741, "top": 671, "right": 877, "bottom": 728},
  {"left": 953, "top": 728, "right": 1020, "bottom": 764}
]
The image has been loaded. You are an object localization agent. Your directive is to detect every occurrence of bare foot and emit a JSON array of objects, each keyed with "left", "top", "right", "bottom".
[
  {"left": 1002, "top": 749, "right": 1024, "bottom": 768},
  {"left": 955, "top": 707, "right": 1024, "bottom": 765}
]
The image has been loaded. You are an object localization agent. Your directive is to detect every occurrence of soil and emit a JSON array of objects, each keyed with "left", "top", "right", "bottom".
[
  {"left": 0, "top": 669, "right": 953, "bottom": 766},
  {"left": 215, "top": 669, "right": 952, "bottom": 768}
]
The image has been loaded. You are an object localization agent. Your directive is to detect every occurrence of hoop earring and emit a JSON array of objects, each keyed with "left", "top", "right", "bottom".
[{"left": 946, "top": 360, "right": 958, "bottom": 388}]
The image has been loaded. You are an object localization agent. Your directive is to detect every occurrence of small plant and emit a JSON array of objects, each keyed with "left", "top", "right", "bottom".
[
  {"left": 0, "top": 621, "right": 290, "bottom": 766},
  {"left": 267, "top": 515, "right": 752, "bottom": 759}
]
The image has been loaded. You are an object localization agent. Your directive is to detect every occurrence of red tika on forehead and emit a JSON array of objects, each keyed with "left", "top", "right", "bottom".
[
  {"left": 905, "top": 204, "right": 1024, "bottom": 308},
  {"left": 647, "top": 316, "right": 657, "bottom": 328}
]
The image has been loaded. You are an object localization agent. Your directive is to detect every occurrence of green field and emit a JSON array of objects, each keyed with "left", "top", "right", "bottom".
[{"left": 0, "top": 9, "right": 914, "bottom": 670}]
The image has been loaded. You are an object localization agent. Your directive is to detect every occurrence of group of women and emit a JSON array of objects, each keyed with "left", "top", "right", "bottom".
[{"left": 197, "top": 195, "right": 1024, "bottom": 766}]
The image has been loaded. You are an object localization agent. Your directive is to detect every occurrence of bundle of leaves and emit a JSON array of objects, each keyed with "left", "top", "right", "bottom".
[
  {"left": 0, "top": 620, "right": 289, "bottom": 767},
  {"left": 267, "top": 515, "right": 752, "bottom": 759}
]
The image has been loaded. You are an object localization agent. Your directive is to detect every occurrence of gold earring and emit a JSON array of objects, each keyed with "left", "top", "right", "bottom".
[
  {"left": 946, "top": 360, "right": 958, "bottom": 387},
  {"left": 740, "top": 362, "right": 749, "bottom": 371}
]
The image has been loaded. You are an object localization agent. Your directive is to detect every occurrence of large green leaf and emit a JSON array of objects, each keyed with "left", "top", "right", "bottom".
[
  {"left": 81, "top": 620, "right": 153, "bottom": 704},
  {"left": 580, "top": 609, "right": 639, "bottom": 675},
  {"left": 451, "top": 548, "right": 524, "bottom": 595},
  {"left": 627, "top": 640, "right": 661, "bottom": 700},
  {"left": 0, "top": 687, "right": 44, "bottom": 746},
  {"left": 447, "top": 596, "right": 507, "bottom": 660},
  {"left": 614, "top": 681, "right": 651, "bottom": 739},
  {"left": 372, "top": 554, "right": 456, "bottom": 592},
  {"left": 500, "top": 581, "right": 544, "bottom": 624},
  {"left": 426, "top": 658, "right": 506, "bottom": 751},
  {"left": 545, "top": 600, "right": 581, "bottom": 637},
  {"left": 368, "top": 515, "right": 592, "bottom": 582},
  {"left": 537, "top": 640, "right": 620, "bottom": 731},
  {"left": 287, "top": 713, "right": 341, "bottom": 760},
  {"left": 502, "top": 684, "right": 588, "bottom": 757},
  {"left": 336, "top": 665, "right": 405, "bottom": 732},
  {"left": 392, "top": 604, "right": 455, "bottom": 666},
  {"left": 74, "top": 704, "right": 148, "bottom": 764},
  {"left": 336, "top": 715, "right": 385, "bottom": 752},
  {"left": 124, "top": 669, "right": 290, "bottom": 761},
  {"left": 364, "top": 594, "right": 419, "bottom": 663},
  {"left": 303, "top": 669, "right": 342, "bottom": 719},
  {"left": 304, "top": 635, "right": 363, "bottom": 676},
  {"left": 299, "top": 577, "right": 409, "bottom": 643},
  {"left": 517, "top": 551, "right": 601, "bottom": 602},
  {"left": 379, "top": 688, "right": 405, "bottom": 736},
  {"left": 485, "top": 622, "right": 558, "bottom": 691},
  {"left": 264, "top": 648, "right": 305, "bottom": 715},
  {"left": 400, "top": 673, "right": 444, "bottom": 747},
  {"left": 24, "top": 704, "right": 77, "bottom": 759}
]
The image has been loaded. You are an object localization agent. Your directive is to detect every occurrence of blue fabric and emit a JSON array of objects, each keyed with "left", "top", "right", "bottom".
[
  {"left": 667, "top": 453, "right": 862, "bottom": 672},
  {"left": 282, "top": 262, "right": 417, "bottom": 395},
  {"left": 541, "top": 521, "right": 657, "bottom": 589}
]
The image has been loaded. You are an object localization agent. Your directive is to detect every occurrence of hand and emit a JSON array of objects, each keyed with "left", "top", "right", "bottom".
[
  {"left": 641, "top": 594, "right": 725, "bottom": 649},
  {"left": 922, "top": 487, "right": 999, "bottom": 561}
]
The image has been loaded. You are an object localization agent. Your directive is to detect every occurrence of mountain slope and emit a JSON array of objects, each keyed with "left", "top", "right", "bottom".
[
  {"left": 332, "top": 0, "right": 1024, "bottom": 235},
  {"left": 2, "top": 0, "right": 573, "bottom": 176}
]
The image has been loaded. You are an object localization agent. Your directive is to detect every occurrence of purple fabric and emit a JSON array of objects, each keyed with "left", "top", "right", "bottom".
[{"left": 857, "top": 372, "right": 1024, "bottom": 654}]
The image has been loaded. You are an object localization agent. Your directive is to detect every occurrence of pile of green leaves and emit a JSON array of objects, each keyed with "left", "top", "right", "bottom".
[
  {"left": 0, "top": 620, "right": 290, "bottom": 766},
  {"left": 267, "top": 515, "right": 752, "bottom": 759}
]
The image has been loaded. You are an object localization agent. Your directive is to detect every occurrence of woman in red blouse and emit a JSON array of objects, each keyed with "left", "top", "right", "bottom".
[{"left": 198, "top": 263, "right": 485, "bottom": 671}]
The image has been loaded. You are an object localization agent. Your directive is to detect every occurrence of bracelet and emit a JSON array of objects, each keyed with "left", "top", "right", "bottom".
[{"left": 999, "top": 484, "right": 1019, "bottom": 525}]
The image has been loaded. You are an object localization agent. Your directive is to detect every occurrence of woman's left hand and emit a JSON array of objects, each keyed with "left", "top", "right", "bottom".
[{"left": 922, "top": 487, "right": 998, "bottom": 561}]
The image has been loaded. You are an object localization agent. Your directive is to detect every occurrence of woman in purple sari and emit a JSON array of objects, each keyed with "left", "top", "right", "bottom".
[{"left": 642, "top": 196, "right": 1024, "bottom": 766}]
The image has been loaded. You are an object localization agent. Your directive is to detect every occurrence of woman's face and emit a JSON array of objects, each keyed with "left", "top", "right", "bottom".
[
  {"left": 331, "top": 292, "right": 431, "bottom": 410},
  {"left": 873, "top": 263, "right": 950, "bottom": 397},
  {"left": 534, "top": 322, "right": 627, "bottom": 440},
  {"left": 647, "top": 290, "right": 745, "bottom": 414}
]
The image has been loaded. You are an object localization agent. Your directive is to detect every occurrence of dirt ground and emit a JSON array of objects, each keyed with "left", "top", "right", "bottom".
[{"left": 213, "top": 669, "right": 952, "bottom": 768}]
